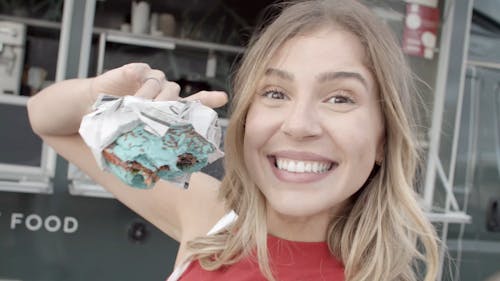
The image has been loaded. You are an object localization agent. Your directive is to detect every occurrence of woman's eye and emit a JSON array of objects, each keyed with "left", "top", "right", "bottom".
[
  {"left": 263, "top": 90, "right": 287, "bottom": 100},
  {"left": 326, "top": 93, "right": 354, "bottom": 104}
]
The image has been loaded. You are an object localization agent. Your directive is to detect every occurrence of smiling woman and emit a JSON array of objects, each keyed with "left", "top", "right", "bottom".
[
  {"left": 27, "top": 0, "right": 439, "bottom": 280},
  {"left": 190, "top": 0, "right": 439, "bottom": 280},
  {"left": 244, "top": 27, "right": 384, "bottom": 227}
]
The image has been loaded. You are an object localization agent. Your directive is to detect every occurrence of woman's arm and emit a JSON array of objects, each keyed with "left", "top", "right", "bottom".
[
  {"left": 28, "top": 78, "right": 95, "bottom": 136},
  {"left": 27, "top": 63, "right": 229, "bottom": 243}
]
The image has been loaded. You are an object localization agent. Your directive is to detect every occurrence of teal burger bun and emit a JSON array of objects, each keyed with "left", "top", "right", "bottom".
[{"left": 102, "top": 123, "right": 218, "bottom": 189}]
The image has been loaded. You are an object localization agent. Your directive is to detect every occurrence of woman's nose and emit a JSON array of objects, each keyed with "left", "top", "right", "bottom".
[{"left": 280, "top": 102, "right": 322, "bottom": 140}]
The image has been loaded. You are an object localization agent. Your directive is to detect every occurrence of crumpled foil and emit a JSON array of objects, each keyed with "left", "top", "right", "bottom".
[{"left": 79, "top": 94, "right": 224, "bottom": 189}]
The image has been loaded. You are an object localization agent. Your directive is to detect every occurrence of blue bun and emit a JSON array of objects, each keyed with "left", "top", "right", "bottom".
[{"left": 102, "top": 124, "right": 217, "bottom": 189}]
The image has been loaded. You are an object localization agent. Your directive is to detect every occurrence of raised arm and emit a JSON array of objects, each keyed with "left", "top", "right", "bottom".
[{"left": 27, "top": 63, "right": 229, "bottom": 246}]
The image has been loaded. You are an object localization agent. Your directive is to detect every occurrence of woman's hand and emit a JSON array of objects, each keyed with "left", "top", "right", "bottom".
[{"left": 90, "top": 63, "right": 228, "bottom": 108}]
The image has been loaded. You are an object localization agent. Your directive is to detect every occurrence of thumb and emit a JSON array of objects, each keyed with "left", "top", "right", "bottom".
[{"left": 184, "top": 90, "right": 228, "bottom": 109}]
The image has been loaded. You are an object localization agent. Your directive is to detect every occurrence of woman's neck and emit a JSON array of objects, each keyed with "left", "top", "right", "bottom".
[{"left": 266, "top": 207, "right": 334, "bottom": 242}]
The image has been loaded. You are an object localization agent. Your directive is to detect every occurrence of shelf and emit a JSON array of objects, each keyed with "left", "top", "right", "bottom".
[
  {"left": 0, "top": 14, "right": 245, "bottom": 54},
  {"left": 69, "top": 180, "right": 114, "bottom": 198},
  {"left": 0, "top": 14, "right": 60, "bottom": 29},
  {"left": 0, "top": 93, "right": 29, "bottom": 106},
  {"left": 426, "top": 211, "right": 471, "bottom": 224},
  {"left": 0, "top": 178, "right": 52, "bottom": 194},
  {"left": 95, "top": 28, "right": 244, "bottom": 54}
]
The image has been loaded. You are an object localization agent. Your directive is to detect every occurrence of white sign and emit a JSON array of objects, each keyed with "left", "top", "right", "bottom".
[{"left": 10, "top": 213, "right": 78, "bottom": 233}]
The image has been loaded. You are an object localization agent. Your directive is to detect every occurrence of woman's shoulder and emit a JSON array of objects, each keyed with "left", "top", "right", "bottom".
[{"left": 170, "top": 209, "right": 237, "bottom": 277}]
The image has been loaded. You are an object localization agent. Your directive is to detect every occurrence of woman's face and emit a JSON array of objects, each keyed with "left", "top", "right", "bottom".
[{"left": 243, "top": 28, "right": 385, "bottom": 221}]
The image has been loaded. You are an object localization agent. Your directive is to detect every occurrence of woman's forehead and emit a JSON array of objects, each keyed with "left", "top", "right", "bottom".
[{"left": 261, "top": 28, "right": 376, "bottom": 91}]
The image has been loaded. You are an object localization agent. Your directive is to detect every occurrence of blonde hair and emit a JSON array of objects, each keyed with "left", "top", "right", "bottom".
[{"left": 188, "top": 1, "right": 439, "bottom": 280}]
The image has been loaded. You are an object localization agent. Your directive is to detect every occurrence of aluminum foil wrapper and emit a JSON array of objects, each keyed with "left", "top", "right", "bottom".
[{"left": 79, "top": 94, "right": 224, "bottom": 189}]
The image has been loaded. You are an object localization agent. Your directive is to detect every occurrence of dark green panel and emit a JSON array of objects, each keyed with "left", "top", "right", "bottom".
[
  {"left": 0, "top": 190, "right": 179, "bottom": 281},
  {"left": 0, "top": 103, "right": 43, "bottom": 167}
]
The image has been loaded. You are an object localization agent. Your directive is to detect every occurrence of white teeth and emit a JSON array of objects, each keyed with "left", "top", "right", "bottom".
[
  {"left": 305, "top": 162, "right": 312, "bottom": 171},
  {"left": 296, "top": 161, "right": 305, "bottom": 173},
  {"left": 276, "top": 158, "right": 332, "bottom": 173},
  {"left": 312, "top": 162, "right": 319, "bottom": 173}
]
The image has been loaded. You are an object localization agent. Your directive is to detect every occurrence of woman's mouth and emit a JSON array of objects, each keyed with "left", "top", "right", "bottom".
[
  {"left": 267, "top": 154, "right": 338, "bottom": 183},
  {"left": 275, "top": 157, "right": 335, "bottom": 173}
]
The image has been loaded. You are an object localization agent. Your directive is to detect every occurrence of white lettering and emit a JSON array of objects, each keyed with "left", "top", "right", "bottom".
[
  {"left": 10, "top": 213, "right": 24, "bottom": 229},
  {"left": 44, "top": 215, "right": 62, "bottom": 232},
  {"left": 26, "top": 214, "right": 43, "bottom": 231},
  {"left": 7, "top": 213, "right": 79, "bottom": 233},
  {"left": 63, "top": 217, "right": 78, "bottom": 233}
]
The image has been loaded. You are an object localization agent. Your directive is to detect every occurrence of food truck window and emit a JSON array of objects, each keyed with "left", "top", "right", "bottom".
[{"left": 0, "top": 95, "right": 55, "bottom": 193}]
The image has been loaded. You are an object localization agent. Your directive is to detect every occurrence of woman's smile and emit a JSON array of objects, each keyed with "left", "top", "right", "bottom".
[{"left": 267, "top": 152, "right": 338, "bottom": 183}]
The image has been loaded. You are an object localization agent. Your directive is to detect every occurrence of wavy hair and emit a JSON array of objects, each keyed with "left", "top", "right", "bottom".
[{"left": 187, "top": 1, "right": 439, "bottom": 280}]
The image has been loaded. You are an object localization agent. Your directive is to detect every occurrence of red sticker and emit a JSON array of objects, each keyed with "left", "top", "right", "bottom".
[{"left": 402, "top": 3, "right": 440, "bottom": 60}]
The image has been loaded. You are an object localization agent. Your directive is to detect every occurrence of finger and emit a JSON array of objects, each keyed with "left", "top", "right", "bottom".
[
  {"left": 121, "top": 62, "right": 152, "bottom": 84},
  {"left": 154, "top": 81, "right": 181, "bottom": 101},
  {"left": 134, "top": 78, "right": 161, "bottom": 99},
  {"left": 183, "top": 90, "right": 228, "bottom": 108},
  {"left": 134, "top": 70, "right": 165, "bottom": 99},
  {"left": 121, "top": 62, "right": 151, "bottom": 73}
]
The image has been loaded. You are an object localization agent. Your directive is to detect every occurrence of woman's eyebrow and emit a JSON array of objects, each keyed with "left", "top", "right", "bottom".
[
  {"left": 317, "top": 71, "right": 368, "bottom": 90},
  {"left": 265, "top": 68, "right": 368, "bottom": 90},
  {"left": 264, "top": 68, "right": 294, "bottom": 81}
]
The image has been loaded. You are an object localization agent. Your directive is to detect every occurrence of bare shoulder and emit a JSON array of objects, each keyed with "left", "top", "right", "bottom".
[{"left": 42, "top": 134, "right": 227, "bottom": 242}]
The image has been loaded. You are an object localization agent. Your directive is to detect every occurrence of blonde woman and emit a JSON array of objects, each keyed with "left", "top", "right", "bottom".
[{"left": 28, "top": 0, "right": 439, "bottom": 280}]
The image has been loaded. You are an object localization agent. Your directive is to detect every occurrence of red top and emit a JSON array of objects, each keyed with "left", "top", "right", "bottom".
[{"left": 179, "top": 235, "right": 345, "bottom": 280}]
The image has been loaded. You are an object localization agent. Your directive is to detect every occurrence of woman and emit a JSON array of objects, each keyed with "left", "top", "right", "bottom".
[{"left": 28, "top": 0, "right": 439, "bottom": 280}]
